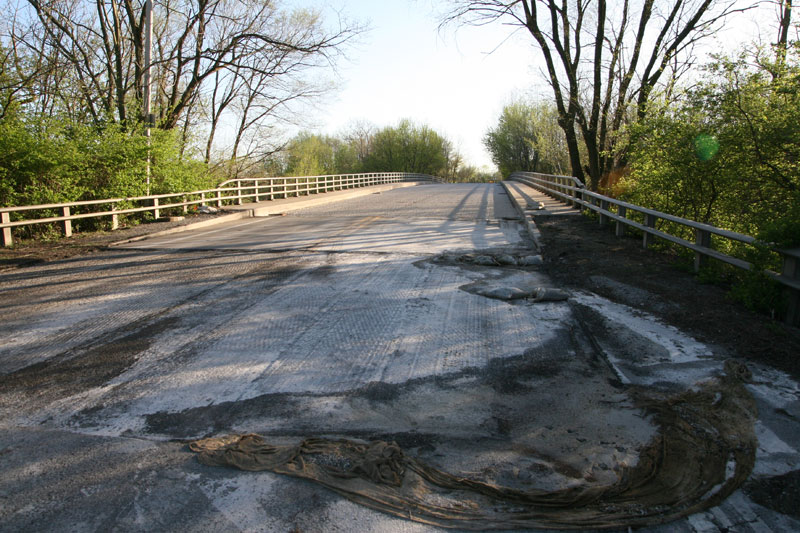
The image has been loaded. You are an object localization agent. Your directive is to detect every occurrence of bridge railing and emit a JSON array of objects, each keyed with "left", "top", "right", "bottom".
[
  {"left": 0, "top": 172, "right": 437, "bottom": 247},
  {"left": 511, "top": 171, "right": 800, "bottom": 326}
]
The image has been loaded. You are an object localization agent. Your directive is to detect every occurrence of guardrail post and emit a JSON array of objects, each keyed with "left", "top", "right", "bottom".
[
  {"left": 62, "top": 206, "right": 73, "bottom": 237},
  {"left": 153, "top": 199, "right": 160, "bottom": 220},
  {"left": 615, "top": 206, "right": 627, "bottom": 237},
  {"left": 236, "top": 180, "right": 243, "bottom": 205},
  {"left": 182, "top": 195, "right": 188, "bottom": 214},
  {"left": 599, "top": 199, "right": 609, "bottom": 226},
  {"left": 201, "top": 192, "right": 206, "bottom": 206},
  {"left": 780, "top": 249, "right": 799, "bottom": 326},
  {"left": 216, "top": 190, "right": 222, "bottom": 207},
  {"left": 1, "top": 212, "right": 12, "bottom": 247},
  {"left": 694, "top": 229, "right": 711, "bottom": 272},
  {"left": 643, "top": 213, "right": 656, "bottom": 248},
  {"left": 111, "top": 204, "right": 119, "bottom": 230}
]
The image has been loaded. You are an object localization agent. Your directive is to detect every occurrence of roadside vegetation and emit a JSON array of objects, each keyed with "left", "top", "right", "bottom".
[
  {"left": 0, "top": 0, "right": 362, "bottom": 227},
  {"left": 467, "top": 0, "right": 798, "bottom": 317},
  {"left": 473, "top": 2, "right": 797, "bottom": 319},
  {"left": 624, "top": 45, "right": 800, "bottom": 249},
  {"left": 483, "top": 38, "right": 799, "bottom": 318}
]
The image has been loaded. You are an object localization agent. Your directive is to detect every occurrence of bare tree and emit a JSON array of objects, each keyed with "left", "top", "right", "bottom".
[
  {"left": 204, "top": 66, "right": 243, "bottom": 164},
  {"left": 776, "top": 0, "right": 793, "bottom": 63},
  {"left": 342, "top": 120, "right": 376, "bottom": 164},
  {"left": 444, "top": 0, "right": 752, "bottom": 190},
  {"left": 3, "top": 0, "right": 362, "bottom": 159}
]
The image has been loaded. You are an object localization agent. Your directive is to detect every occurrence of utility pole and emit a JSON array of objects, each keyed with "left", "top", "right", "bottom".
[{"left": 144, "top": 0, "right": 153, "bottom": 196}]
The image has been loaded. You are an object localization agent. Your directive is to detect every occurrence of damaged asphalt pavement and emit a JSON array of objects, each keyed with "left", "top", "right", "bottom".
[{"left": 1, "top": 183, "right": 799, "bottom": 532}]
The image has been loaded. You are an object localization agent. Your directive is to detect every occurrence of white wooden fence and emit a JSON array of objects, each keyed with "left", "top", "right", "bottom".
[
  {"left": 511, "top": 171, "right": 800, "bottom": 326},
  {"left": 0, "top": 172, "right": 436, "bottom": 247}
]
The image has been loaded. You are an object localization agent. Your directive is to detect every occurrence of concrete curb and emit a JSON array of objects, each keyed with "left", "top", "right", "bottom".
[
  {"left": 109, "top": 182, "right": 425, "bottom": 247},
  {"left": 501, "top": 180, "right": 543, "bottom": 251}
]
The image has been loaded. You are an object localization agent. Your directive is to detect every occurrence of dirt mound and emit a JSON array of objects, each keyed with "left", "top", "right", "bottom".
[{"left": 191, "top": 362, "right": 756, "bottom": 530}]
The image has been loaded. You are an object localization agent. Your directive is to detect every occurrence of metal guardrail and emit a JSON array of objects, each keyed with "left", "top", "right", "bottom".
[
  {"left": 0, "top": 172, "right": 437, "bottom": 247},
  {"left": 511, "top": 171, "right": 800, "bottom": 326}
]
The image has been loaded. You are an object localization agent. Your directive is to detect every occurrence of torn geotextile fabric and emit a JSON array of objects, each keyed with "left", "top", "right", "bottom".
[{"left": 189, "top": 363, "right": 757, "bottom": 530}]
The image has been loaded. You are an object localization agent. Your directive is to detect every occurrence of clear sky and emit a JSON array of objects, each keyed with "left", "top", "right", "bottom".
[{"left": 295, "top": 0, "right": 546, "bottom": 171}]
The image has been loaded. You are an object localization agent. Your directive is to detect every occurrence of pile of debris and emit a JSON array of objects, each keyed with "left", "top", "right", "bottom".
[{"left": 191, "top": 361, "right": 757, "bottom": 530}]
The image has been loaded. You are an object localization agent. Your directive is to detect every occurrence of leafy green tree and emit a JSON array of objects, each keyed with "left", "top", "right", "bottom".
[
  {"left": 363, "top": 120, "right": 449, "bottom": 175},
  {"left": 484, "top": 100, "right": 571, "bottom": 178},
  {"left": 284, "top": 132, "right": 360, "bottom": 176},
  {"left": 619, "top": 42, "right": 800, "bottom": 318},
  {"left": 0, "top": 113, "right": 86, "bottom": 207},
  {"left": 279, "top": 121, "right": 462, "bottom": 179},
  {"left": 484, "top": 102, "right": 539, "bottom": 177},
  {"left": 0, "top": 112, "right": 212, "bottom": 211},
  {"left": 624, "top": 43, "right": 800, "bottom": 246}
]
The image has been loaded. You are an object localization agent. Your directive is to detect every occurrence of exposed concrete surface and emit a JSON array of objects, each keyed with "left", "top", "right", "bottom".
[{"left": 1, "top": 183, "right": 798, "bottom": 531}]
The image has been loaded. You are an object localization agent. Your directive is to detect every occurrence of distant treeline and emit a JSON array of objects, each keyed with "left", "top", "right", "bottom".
[{"left": 275, "top": 120, "right": 497, "bottom": 182}]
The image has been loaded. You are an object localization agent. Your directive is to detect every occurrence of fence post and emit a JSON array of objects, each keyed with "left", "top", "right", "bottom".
[
  {"left": 216, "top": 189, "right": 222, "bottom": 208},
  {"left": 153, "top": 198, "right": 160, "bottom": 220},
  {"left": 1, "top": 212, "right": 12, "bottom": 247},
  {"left": 694, "top": 228, "right": 711, "bottom": 272},
  {"left": 599, "top": 199, "right": 609, "bottom": 226},
  {"left": 201, "top": 192, "right": 206, "bottom": 206},
  {"left": 615, "top": 206, "right": 627, "bottom": 237},
  {"left": 111, "top": 204, "right": 119, "bottom": 230},
  {"left": 182, "top": 195, "right": 188, "bottom": 214},
  {"left": 780, "top": 249, "right": 799, "bottom": 326},
  {"left": 62, "top": 206, "right": 73, "bottom": 237},
  {"left": 236, "top": 180, "right": 243, "bottom": 205},
  {"left": 643, "top": 213, "right": 656, "bottom": 248},
  {"left": 564, "top": 180, "right": 573, "bottom": 207}
]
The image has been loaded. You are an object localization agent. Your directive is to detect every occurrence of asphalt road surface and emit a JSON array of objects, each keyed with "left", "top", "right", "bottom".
[{"left": 1, "top": 183, "right": 798, "bottom": 532}]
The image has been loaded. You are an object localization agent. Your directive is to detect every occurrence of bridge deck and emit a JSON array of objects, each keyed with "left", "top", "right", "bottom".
[{"left": 0, "top": 183, "right": 797, "bottom": 532}]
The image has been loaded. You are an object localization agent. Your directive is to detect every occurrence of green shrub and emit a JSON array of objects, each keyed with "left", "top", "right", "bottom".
[{"left": 1, "top": 112, "right": 212, "bottom": 237}]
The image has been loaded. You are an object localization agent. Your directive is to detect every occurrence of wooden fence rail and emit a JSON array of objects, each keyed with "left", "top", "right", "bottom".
[
  {"left": 0, "top": 172, "right": 436, "bottom": 247},
  {"left": 511, "top": 171, "right": 800, "bottom": 326}
]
